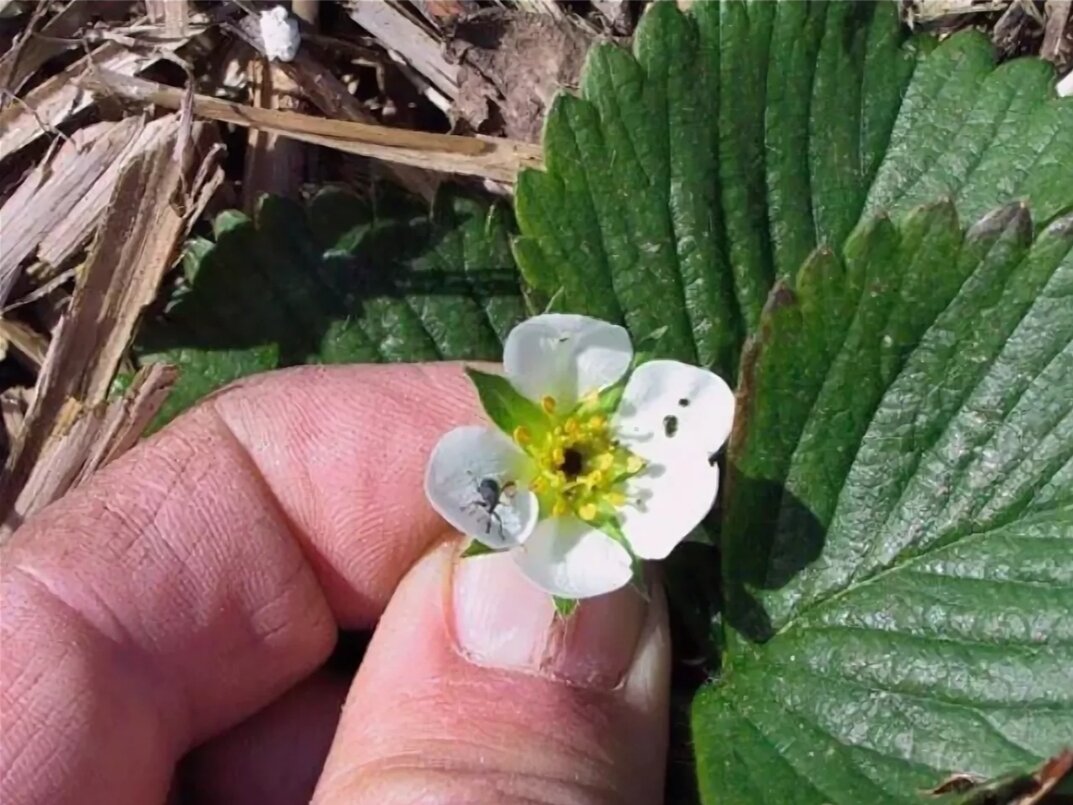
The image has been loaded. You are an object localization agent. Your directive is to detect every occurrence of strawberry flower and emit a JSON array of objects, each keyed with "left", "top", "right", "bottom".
[{"left": 425, "top": 314, "right": 734, "bottom": 602}]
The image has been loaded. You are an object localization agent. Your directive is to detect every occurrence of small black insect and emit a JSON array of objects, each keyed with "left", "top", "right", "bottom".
[
  {"left": 663, "top": 414, "right": 679, "bottom": 438},
  {"left": 678, "top": 398, "right": 690, "bottom": 407},
  {"left": 466, "top": 477, "right": 517, "bottom": 536}
]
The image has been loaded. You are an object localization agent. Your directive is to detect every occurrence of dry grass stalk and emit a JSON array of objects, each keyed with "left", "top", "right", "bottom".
[
  {"left": 0, "top": 123, "right": 221, "bottom": 531},
  {"left": 82, "top": 69, "right": 544, "bottom": 184},
  {"left": 345, "top": 0, "right": 459, "bottom": 101},
  {"left": 241, "top": 0, "right": 319, "bottom": 209},
  {"left": 0, "top": 117, "right": 144, "bottom": 305},
  {"left": 0, "top": 36, "right": 188, "bottom": 163},
  {"left": 905, "top": 0, "right": 1013, "bottom": 25},
  {"left": 243, "top": 56, "right": 306, "bottom": 208},
  {"left": 0, "top": 363, "right": 177, "bottom": 542},
  {"left": 0, "top": 317, "right": 48, "bottom": 371},
  {"left": 0, "top": 386, "right": 31, "bottom": 458},
  {"left": 227, "top": 11, "right": 439, "bottom": 199},
  {"left": 515, "top": 0, "right": 567, "bottom": 19},
  {"left": 0, "top": 0, "right": 132, "bottom": 97},
  {"left": 1041, "top": 0, "right": 1072, "bottom": 66}
]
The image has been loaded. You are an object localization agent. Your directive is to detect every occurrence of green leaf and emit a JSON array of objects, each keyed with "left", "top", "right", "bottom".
[
  {"left": 695, "top": 205, "right": 1073, "bottom": 803},
  {"left": 460, "top": 540, "right": 498, "bottom": 559},
  {"left": 465, "top": 368, "right": 546, "bottom": 438},
  {"left": 553, "top": 596, "right": 579, "bottom": 618},
  {"left": 515, "top": 2, "right": 1073, "bottom": 382},
  {"left": 136, "top": 186, "right": 526, "bottom": 424}
]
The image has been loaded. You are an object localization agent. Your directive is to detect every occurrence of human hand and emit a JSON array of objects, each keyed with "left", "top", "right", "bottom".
[{"left": 1, "top": 365, "right": 670, "bottom": 804}]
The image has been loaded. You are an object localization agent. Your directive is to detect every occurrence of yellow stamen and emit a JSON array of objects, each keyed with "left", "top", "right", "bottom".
[
  {"left": 578, "top": 503, "right": 598, "bottom": 521},
  {"left": 581, "top": 390, "right": 600, "bottom": 408},
  {"left": 606, "top": 491, "right": 627, "bottom": 507},
  {"left": 552, "top": 498, "right": 570, "bottom": 517},
  {"left": 552, "top": 446, "right": 565, "bottom": 465},
  {"left": 530, "top": 477, "right": 546, "bottom": 494},
  {"left": 541, "top": 395, "right": 557, "bottom": 414},
  {"left": 587, "top": 415, "right": 606, "bottom": 431},
  {"left": 626, "top": 455, "right": 646, "bottom": 473},
  {"left": 594, "top": 453, "right": 614, "bottom": 472},
  {"left": 513, "top": 425, "right": 531, "bottom": 446}
]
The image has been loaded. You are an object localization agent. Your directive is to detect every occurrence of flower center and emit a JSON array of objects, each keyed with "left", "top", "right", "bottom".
[
  {"left": 513, "top": 394, "right": 646, "bottom": 524},
  {"left": 560, "top": 447, "right": 584, "bottom": 478}
]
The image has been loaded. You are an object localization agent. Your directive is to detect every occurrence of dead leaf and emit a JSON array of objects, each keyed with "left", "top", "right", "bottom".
[{"left": 446, "top": 9, "right": 597, "bottom": 142}]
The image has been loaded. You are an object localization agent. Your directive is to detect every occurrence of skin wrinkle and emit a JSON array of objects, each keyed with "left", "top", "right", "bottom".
[
  {"left": 1, "top": 570, "right": 175, "bottom": 804},
  {"left": 3, "top": 402, "right": 338, "bottom": 789}
]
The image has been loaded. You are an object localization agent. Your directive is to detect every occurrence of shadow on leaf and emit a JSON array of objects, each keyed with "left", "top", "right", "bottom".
[{"left": 721, "top": 468, "right": 826, "bottom": 644}]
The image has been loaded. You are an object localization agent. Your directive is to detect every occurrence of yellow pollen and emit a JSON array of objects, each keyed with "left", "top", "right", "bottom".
[
  {"left": 515, "top": 395, "right": 646, "bottom": 525},
  {"left": 594, "top": 453, "right": 614, "bottom": 472}
]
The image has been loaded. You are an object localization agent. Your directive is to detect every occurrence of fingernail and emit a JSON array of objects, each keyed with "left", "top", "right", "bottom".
[{"left": 451, "top": 551, "right": 647, "bottom": 688}]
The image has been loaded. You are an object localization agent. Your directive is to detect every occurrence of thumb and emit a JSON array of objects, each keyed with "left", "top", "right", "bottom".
[{"left": 312, "top": 540, "right": 671, "bottom": 804}]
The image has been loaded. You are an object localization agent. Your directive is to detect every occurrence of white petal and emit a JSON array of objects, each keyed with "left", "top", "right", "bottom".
[
  {"left": 618, "top": 460, "right": 719, "bottom": 559},
  {"left": 611, "top": 360, "right": 733, "bottom": 559},
  {"left": 512, "top": 516, "right": 633, "bottom": 599},
  {"left": 503, "top": 314, "right": 632, "bottom": 409},
  {"left": 425, "top": 426, "right": 538, "bottom": 549},
  {"left": 611, "top": 360, "right": 735, "bottom": 465}
]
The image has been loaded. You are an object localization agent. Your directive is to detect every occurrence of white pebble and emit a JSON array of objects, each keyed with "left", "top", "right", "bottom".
[{"left": 259, "top": 6, "right": 300, "bottom": 63}]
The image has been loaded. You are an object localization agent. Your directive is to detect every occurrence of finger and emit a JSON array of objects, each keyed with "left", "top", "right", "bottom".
[
  {"left": 313, "top": 543, "right": 671, "bottom": 805},
  {"left": 177, "top": 670, "right": 350, "bottom": 805},
  {"left": 1, "top": 364, "right": 477, "bottom": 805}
]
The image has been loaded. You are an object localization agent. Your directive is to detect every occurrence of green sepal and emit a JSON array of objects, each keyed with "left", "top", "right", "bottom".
[
  {"left": 465, "top": 368, "right": 548, "bottom": 438},
  {"left": 630, "top": 324, "right": 671, "bottom": 366},
  {"left": 553, "top": 596, "right": 580, "bottom": 618},
  {"left": 459, "top": 539, "right": 499, "bottom": 559}
]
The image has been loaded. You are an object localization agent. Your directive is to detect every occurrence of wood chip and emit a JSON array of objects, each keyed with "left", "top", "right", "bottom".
[
  {"left": 0, "top": 39, "right": 185, "bottom": 164},
  {"left": 243, "top": 57, "right": 308, "bottom": 208},
  {"left": 38, "top": 115, "right": 182, "bottom": 271},
  {"left": 81, "top": 69, "right": 543, "bottom": 184},
  {"left": 0, "top": 363, "right": 177, "bottom": 540},
  {"left": 0, "top": 0, "right": 131, "bottom": 97},
  {"left": 0, "top": 117, "right": 144, "bottom": 306},
  {"left": 906, "top": 0, "right": 1012, "bottom": 25},
  {"left": 0, "top": 316, "right": 48, "bottom": 370},
  {"left": 346, "top": 0, "right": 459, "bottom": 100},
  {"left": 0, "top": 123, "right": 220, "bottom": 531},
  {"left": 1041, "top": 0, "right": 1072, "bottom": 67}
]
